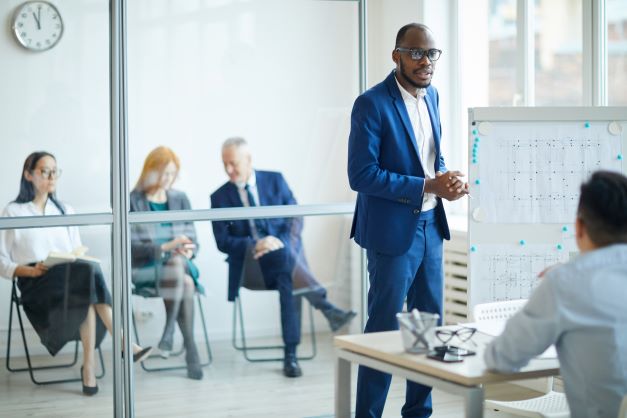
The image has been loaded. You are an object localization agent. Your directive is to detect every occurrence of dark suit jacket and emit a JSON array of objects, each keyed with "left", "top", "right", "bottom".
[
  {"left": 210, "top": 170, "right": 303, "bottom": 301},
  {"left": 129, "top": 189, "right": 199, "bottom": 269},
  {"left": 347, "top": 70, "right": 450, "bottom": 256}
]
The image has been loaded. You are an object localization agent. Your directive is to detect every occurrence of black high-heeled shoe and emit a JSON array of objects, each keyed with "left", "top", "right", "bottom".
[{"left": 81, "top": 366, "right": 99, "bottom": 396}]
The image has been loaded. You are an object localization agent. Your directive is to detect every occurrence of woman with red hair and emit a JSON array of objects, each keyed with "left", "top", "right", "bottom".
[{"left": 130, "top": 146, "right": 203, "bottom": 380}]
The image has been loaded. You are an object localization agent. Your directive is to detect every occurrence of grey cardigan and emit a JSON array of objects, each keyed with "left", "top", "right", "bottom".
[{"left": 129, "top": 189, "right": 199, "bottom": 269}]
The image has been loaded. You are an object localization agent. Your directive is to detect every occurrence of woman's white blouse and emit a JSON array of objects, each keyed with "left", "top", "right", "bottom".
[{"left": 0, "top": 200, "right": 81, "bottom": 279}]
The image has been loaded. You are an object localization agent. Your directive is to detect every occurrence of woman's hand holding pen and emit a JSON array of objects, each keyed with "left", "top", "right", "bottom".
[{"left": 15, "top": 262, "right": 48, "bottom": 278}]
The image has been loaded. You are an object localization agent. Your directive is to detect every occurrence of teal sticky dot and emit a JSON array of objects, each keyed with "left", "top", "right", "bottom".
[
  {"left": 472, "top": 129, "right": 477, "bottom": 135},
  {"left": 557, "top": 244, "right": 563, "bottom": 250},
  {"left": 473, "top": 143, "right": 479, "bottom": 149},
  {"left": 519, "top": 239, "right": 526, "bottom": 246},
  {"left": 474, "top": 137, "right": 480, "bottom": 143},
  {"left": 475, "top": 179, "right": 480, "bottom": 185},
  {"left": 472, "top": 151, "right": 477, "bottom": 157},
  {"left": 472, "top": 158, "right": 477, "bottom": 164},
  {"left": 470, "top": 246, "right": 476, "bottom": 252},
  {"left": 562, "top": 226, "right": 568, "bottom": 232},
  {"left": 618, "top": 154, "right": 623, "bottom": 160},
  {"left": 584, "top": 121, "right": 590, "bottom": 128}
]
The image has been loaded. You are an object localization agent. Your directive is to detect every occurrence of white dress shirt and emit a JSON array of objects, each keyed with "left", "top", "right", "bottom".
[
  {"left": 0, "top": 200, "right": 81, "bottom": 279},
  {"left": 395, "top": 76, "right": 437, "bottom": 211},
  {"left": 484, "top": 244, "right": 627, "bottom": 418},
  {"left": 236, "top": 170, "right": 263, "bottom": 239}
]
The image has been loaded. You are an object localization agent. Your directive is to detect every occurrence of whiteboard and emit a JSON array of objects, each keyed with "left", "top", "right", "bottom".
[{"left": 467, "top": 107, "right": 627, "bottom": 308}]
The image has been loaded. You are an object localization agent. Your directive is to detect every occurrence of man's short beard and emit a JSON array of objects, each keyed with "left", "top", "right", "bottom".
[{"left": 399, "top": 59, "right": 431, "bottom": 89}]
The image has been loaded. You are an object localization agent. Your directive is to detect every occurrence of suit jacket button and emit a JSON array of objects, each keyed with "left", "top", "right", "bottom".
[{"left": 413, "top": 209, "right": 420, "bottom": 215}]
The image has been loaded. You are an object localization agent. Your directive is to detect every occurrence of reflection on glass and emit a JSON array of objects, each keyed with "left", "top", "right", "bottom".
[
  {"left": 0, "top": 152, "right": 147, "bottom": 398},
  {"left": 535, "top": 0, "right": 583, "bottom": 105},
  {"left": 607, "top": 0, "right": 627, "bottom": 105},
  {"left": 130, "top": 146, "right": 205, "bottom": 380},
  {"left": 489, "top": 0, "right": 517, "bottom": 105},
  {"left": 210, "top": 137, "right": 356, "bottom": 376}
]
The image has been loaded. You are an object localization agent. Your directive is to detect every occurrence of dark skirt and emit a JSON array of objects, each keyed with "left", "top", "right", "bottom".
[{"left": 17, "top": 261, "right": 112, "bottom": 356}]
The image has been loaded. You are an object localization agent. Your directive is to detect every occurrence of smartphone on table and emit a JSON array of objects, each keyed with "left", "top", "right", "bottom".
[{"left": 427, "top": 345, "right": 475, "bottom": 363}]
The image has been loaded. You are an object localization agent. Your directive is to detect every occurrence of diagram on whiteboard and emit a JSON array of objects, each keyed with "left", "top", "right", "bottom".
[
  {"left": 470, "top": 244, "right": 571, "bottom": 305},
  {"left": 476, "top": 122, "right": 623, "bottom": 223}
]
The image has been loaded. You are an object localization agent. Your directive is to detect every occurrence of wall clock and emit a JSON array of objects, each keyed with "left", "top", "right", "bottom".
[{"left": 12, "top": 1, "right": 63, "bottom": 51}]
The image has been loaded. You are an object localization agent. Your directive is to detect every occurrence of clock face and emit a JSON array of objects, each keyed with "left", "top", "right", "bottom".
[{"left": 12, "top": 1, "right": 63, "bottom": 51}]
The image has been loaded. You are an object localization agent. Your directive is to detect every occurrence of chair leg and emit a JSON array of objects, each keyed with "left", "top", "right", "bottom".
[
  {"left": 231, "top": 295, "right": 317, "bottom": 362},
  {"left": 6, "top": 289, "right": 79, "bottom": 373},
  {"left": 134, "top": 293, "right": 212, "bottom": 372},
  {"left": 7, "top": 290, "right": 105, "bottom": 385}
]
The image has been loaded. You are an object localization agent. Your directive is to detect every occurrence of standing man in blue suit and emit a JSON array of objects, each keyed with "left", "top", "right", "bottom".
[
  {"left": 348, "top": 23, "right": 469, "bottom": 417},
  {"left": 211, "top": 137, "right": 356, "bottom": 378}
]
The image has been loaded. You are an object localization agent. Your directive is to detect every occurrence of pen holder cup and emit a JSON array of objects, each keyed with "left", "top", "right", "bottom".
[{"left": 396, "top": 311, "right": 440, "bottom": 354}]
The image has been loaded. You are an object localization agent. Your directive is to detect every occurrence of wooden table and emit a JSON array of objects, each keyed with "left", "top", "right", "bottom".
[{"left": 334, "top": 330, "right": 560, "bottom": 417}]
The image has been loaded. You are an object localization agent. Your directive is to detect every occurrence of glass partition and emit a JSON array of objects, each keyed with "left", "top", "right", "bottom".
[
  {"left": 127, "top": 0, "right": 359, "bottom": 208},
  {"left": 0, "top": 1, "right": 111, "bottom": 214},
  {"left": 0, "top": 224, "right": 113, "bottom": 415},
  {"left": 130, "top": 214, "right": 360, "bottom": 415}
]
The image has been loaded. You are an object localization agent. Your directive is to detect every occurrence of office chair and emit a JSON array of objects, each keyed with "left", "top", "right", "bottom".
[
  {"left": 131, "top": 280, "right": 213, "bottom": 372},
  {"left": 6, "top": 280, "right": 105, "bottom": 385},
  {"left": 473, "top": 300, "right": 569, "bottom": 418},
  {"left": 231, "top": 249, "right": 317, "bottom": 362}
]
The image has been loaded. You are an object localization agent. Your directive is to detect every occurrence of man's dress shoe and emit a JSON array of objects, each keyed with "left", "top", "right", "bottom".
[{"left": 283, "top": 353, "right": 303, "bottom": 378}]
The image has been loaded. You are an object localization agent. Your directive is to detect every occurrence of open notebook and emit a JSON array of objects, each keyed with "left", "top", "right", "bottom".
[
  {"left": 466, "top": 299, "right": 557, "bottom": 359},
  {"left": 43, "top": 246, "right": 100, "bottom": 267}
]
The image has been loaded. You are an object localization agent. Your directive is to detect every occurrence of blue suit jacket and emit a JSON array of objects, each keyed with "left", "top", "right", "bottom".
[
  {"left": 210, "top": 170, "right": 302, "bottom": 301},
  {"left": 348, "top": 70, "right": 450, "bottom": 256}
]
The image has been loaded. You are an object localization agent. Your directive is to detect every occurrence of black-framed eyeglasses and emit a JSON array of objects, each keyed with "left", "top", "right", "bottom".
[
  {"left": 33, "top": 168, "right": 62, "bottom": 179},
  {"left": 396, "top": 47, "right": 442, "bottom": 62},
  {"left": 435, "top": 327, "right": 477, "bottom": 345}
]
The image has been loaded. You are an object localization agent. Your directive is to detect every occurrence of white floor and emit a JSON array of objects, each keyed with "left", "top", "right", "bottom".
[{"left": 0, "top": 333, "right": 543, "bottom": 417}]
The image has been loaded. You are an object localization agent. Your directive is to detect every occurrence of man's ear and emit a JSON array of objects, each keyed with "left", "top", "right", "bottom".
[
  {"left": 392, "top": 49, "right": 399, "bottom": 65},
  {"left": 575, "top": 216, "right": 586, "bottom": 241}
]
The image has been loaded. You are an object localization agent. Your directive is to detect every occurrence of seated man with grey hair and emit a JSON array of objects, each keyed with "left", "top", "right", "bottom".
[{"left": 210, "top": 137, "right": 356, "bottom": 378}]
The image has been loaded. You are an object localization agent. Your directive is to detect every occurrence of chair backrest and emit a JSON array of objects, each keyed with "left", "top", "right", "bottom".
[
  {"left": 472, "top": 299, "right": 527, "bottom": 322},
  {"left": 619, "top": 394, "right": 627, "bottom": 418}
]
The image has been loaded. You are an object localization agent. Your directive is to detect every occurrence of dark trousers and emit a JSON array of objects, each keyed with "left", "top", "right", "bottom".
[
  {"left": 355, "top": 210, "right": 444, "bottom": 418},
  {"left": 257, "top": 248, "right": 301, "bottom": 349}
]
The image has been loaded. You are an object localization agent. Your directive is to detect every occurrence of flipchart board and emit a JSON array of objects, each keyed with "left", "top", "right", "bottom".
[{"left": 467, "top": 107, "right": 627, "bottom": 309}]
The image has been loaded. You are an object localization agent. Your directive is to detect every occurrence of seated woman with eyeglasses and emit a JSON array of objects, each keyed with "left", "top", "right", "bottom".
[
  {"left": 0, "top": 151, "right": 152, "bottom": 396},
  {"left": 130, "top": 146, "right": 204, "bottom": 380}
]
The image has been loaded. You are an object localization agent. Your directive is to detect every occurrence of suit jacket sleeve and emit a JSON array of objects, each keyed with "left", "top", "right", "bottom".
[
  {"left": 347, "top": 94, "right": 426, "bottom": 202},
  {"left": 210, "top": 192, "right": 254, "bottom": 259},
  {"left": 274, "top": 173, "right": 299, "bottom": 246}
]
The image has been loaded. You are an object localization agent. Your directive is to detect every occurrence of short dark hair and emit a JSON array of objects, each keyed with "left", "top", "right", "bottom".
[
  {"left": 577, "top": 170, "right": 627, "bottom": 246},
  {"left": 395, "top": 23, "right": 430, "bottom": 48}
]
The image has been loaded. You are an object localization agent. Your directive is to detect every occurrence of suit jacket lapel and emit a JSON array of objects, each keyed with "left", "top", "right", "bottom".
[
  {"left": 255, "top": 171, "right": 267, "bottom": 206},
  {"left": 387, "top": 72, "right": 421, "bottom": 161},
  {"left": 223, "top": 182, "right": 243, "bottom": 207},
  {"left": 423, "top": 91, "right": 440, "bottom": 151}
]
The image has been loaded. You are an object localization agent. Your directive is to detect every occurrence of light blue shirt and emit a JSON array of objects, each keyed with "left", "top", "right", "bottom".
[{"left": 484, "top": 244, "right": 627, "bottom": 418}]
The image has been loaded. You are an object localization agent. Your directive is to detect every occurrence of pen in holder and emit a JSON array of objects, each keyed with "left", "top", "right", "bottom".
[{"left": 396, "top": 309, "right": 440, "bottom": 354}]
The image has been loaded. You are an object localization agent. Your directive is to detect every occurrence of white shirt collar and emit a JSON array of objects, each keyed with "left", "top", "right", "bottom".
[
  {"left": 235, "top": 169, "right": 257, "bottom": 190},
  {"left": 394, "top": 73, "right": 426, "bottom": 102}
]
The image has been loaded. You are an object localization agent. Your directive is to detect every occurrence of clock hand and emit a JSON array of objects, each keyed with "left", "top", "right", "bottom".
[{"left": 32, "top": 8, "right": 41, "bottom": 30}]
